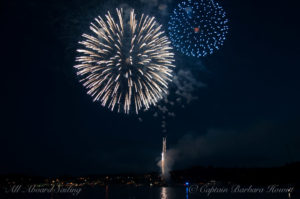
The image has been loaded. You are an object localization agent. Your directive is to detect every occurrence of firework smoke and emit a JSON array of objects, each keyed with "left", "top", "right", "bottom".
[{"left": 153, "top": 69, "right": 206, "bottom": 132}]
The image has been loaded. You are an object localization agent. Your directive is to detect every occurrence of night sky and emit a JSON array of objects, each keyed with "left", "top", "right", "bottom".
[{"left": 1, "top": 0, "right": 300, "bottom": 176}]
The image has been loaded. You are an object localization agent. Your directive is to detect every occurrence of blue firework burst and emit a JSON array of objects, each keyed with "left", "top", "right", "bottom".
[{"left": 168, "top": 0, "right": 229, "bottom": 57}]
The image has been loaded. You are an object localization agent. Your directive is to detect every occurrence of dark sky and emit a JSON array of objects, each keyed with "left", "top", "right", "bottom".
[{"left": 1, "top": 0, "right": 300, "bottom": 176}]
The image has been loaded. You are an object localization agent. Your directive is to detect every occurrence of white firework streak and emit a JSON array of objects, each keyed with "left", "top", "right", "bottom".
[
  {"left": 162, "top": 136, "right": 167, "bottom": 176},
  {"left": 75, "top": 8, "right": 175, "bottom": 114}
]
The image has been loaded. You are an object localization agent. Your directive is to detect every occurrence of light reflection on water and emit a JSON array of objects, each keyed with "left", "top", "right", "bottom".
[
  {"left": 160, "top": 187, "right": 189, "bottom": 199},
  {"left": 161, "top": 187, "right": 167, "bottom": 199},
  {"left": 105, "top": 185, "right": 109, "bottom": 199},
  {"left": 157, "top": 186, "right": 293, "bottom": 199},
  {"left": 3, "top": 185, "right": 295, "bottom": 199},
  {"left": 98, "top": 185, "right": 295, "bottom": 199},
  {"left": 186, "top": 187, "right": 189, "bottom": 199}
]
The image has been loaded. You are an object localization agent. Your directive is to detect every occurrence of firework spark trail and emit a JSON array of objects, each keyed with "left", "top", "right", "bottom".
[
  {"left": 75, "top": 8, "right": 175, "bottom": 114},
  {"left": 161, "top": 137, "right": 167, "bottom": 176}
]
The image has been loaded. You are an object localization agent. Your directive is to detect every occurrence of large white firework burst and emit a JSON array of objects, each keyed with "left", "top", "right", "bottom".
[{"left": 74, "top": 8, "right": 175, "bottom": 114}]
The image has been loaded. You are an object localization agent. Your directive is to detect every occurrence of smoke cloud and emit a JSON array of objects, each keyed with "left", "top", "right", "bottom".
[{"left": 158, "top": 121, "right": 300, "bottom": 174}]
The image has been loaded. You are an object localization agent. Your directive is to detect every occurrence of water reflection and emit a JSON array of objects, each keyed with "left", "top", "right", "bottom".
[
  {"left": 105, "top": 185, "right": 109, "bottom": 199},
  {"left": 186, "top": 187, "right": 189, "bottom": 199},
  {"left": 160, "top": 187, "right": 189, "bottom": 199},
  {"left": 161, "top": 187, "right": 167, "bottom": 199}
]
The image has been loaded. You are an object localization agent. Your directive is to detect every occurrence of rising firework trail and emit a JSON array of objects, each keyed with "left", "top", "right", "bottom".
[
  {"left": 161, "top": 136, "right": 167, "bottom": 176},
  {"left": 74, "top": 8, "right": 175, "bottom": 114}
]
